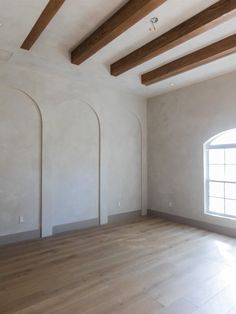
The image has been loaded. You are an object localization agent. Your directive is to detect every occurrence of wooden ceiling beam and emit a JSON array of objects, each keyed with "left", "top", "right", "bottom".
[
  {"left": 111, "top": 0, "right": 236, "bottom": 76},
  {"left": 71, "top": 0, "right": 166, "bottom": 65},
  {"left": 21, "top": 0, "right": 65, "bottom": 50},
  {"left": 141, "top": 34, "right": 236, "bottom": 85}
]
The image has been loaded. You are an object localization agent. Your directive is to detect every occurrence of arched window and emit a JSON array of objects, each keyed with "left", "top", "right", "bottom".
[{"left": 204, "top": 129, "right": 236, "bottom": 218}]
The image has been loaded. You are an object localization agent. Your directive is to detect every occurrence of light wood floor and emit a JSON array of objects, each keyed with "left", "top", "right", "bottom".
[{"left": 1, "top": 217, "right": 236, "bottom": 314}]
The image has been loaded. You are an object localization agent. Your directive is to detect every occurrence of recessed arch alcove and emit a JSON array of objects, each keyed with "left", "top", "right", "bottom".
[
  {"left": 0, "top": 86, "right": 42, "bottom": 239},
  {"left": 45, "top": 98, "right": 101, "bottom": 233}
]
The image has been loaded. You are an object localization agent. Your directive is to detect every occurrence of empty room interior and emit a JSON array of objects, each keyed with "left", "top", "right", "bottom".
[{"left": 1, "top": 0, "right": 236, "bottom": 313}]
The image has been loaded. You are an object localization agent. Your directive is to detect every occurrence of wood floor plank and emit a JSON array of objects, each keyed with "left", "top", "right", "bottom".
[
  {"left": 192, "top": 283, "right": 236, "bottom": 314},
  {"left": 0, "top": 217, "right": 236, "bottom": 314}
]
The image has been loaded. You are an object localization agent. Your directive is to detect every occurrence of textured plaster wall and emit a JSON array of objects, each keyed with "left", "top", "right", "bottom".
[
  {"left": 0, "top": 86, "right": 41, "bottom": 235},
  {"left": 0, "top": 52, "right": 147, "bottom": 237},
  {"left": 148, "top": 71, "right": 236, "bottom": 229}
]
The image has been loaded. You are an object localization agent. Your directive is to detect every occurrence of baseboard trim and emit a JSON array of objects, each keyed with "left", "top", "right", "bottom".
[
  {"left": 0, "top": 229, "right": 40, "bottom": 246},
  {"left": 108, "top": 210, "right": 142, "bottom": 224},
  {"left": 148, "top": 209, "right": 236, "bottom": 238},
  {"left": 53, "top": 218, "right": 99, "bottom": 235}
]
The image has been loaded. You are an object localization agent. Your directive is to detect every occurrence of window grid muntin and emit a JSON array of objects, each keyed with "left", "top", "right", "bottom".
[{"left": 206, "top": 143, "right": 236, "bottom": 219}]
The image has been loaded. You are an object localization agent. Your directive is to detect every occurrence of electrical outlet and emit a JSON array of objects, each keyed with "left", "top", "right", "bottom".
[
  {"left": 168, "top": 201, "right": 173, "bottom": 208},
  {"left": 118, "top": 201, "right": 121, "bottom": 207},
  {"left": 19, "top": 216, "right": 24, "bottom": 224}
]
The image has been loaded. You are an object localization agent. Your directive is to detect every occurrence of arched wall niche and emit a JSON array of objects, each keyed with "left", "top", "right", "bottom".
[
  {"left": 0, "top": 85, "right": 42, "bottom": 238},
  {"left": 45, "top": 98, "right": 101, "bottom": 233}
]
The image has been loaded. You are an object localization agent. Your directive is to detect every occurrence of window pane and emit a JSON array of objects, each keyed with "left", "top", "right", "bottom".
[
  {"left": 208, "top": 149, "right": 224, "bottom": 164},
  {"left": 225, "top": 165, "right": 236, "bottom": 182},
  {"left": 209, "top": 165, "right": 224, "bottom": 181},
  {"left": 225, "top": 199, "right": 236, "bottom": 217},
  {"left": 225, "top": 183, "right": 236, "bottom": 200},
  {"left": 209, "top": 182, "right": 224, "bottom": 198},
  {"left": 209, "top": 197, "right": 224, "bottom": 214},
  {"left": 225, "top": 148, "right": 236, "bottom": 164},
  {"left": 211, "top": 129, "right": 236, "bottom": 145}
]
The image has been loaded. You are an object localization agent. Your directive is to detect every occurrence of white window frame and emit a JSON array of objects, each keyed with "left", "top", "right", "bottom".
[{"left": 204, "top": 140, "right": 236, "bottom": 219}]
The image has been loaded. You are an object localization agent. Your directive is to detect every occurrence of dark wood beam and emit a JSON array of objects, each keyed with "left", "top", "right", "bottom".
[
  {"left": 71, "top": 0, "right": 166, "bottom": 65},
  {"left": 21, "top": 0, "right": 65, "bottom": 50},
  {"left": 141, "top": 34, "right": 236, "bottom": 85},
  {"left": 111, "top": 0, "right": 236, "bottom": 76}
]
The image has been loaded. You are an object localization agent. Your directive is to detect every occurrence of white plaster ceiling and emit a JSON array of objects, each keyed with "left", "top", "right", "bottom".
[{"left": 0, "top": 0, "right": 236, "bottom": 98}]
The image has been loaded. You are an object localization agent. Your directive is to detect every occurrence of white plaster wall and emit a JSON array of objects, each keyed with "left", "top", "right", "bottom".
[
  {"left": 148, "top": 71, "right": 236, "bottom": 229},
  {"left": 0, "top": 86, "right": 41, "bottom": 236},
  {"left": 0, "top": 51, "right": 147, "bottom": 237}
]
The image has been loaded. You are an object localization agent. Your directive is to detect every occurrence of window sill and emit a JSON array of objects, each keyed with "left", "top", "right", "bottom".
[{"left": 204, "top": 210, "right": 236, "bottom": 221}]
